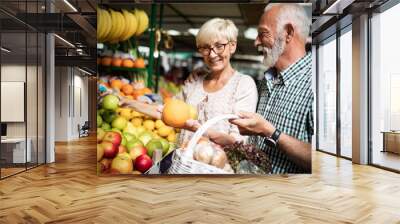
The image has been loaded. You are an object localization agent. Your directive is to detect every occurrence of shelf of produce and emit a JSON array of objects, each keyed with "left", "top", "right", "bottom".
[{"left": 99, "top": 66, "right": 147, "bottom": 73}]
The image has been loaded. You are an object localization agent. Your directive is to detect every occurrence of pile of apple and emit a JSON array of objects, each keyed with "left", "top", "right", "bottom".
[{"left": 97, "top": 94, "right": 178, "bottom": 174}]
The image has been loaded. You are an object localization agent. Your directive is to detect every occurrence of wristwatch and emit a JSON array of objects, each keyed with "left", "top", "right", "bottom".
[{"left": 266, "top": 128, "right": 281, "bottom": 147}]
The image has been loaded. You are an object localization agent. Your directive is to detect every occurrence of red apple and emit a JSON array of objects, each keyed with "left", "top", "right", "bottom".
[
  {"left": 129, "top": 145, "right": 147, "bottom": 162},
  {"left": 99, "top": 158, "right": 112, "bottom": 173},
  {"left": 134, "top": 154, "right": 153, "bottom": 173},
  {"left": 111, "top": 153, "right": 133, "bottom": 174},
  {"left": 101, "top": 141, "right": 118, "bottom": 158},
  {"left": 103, "top": 131, "right": 122, "bottom": 146},
  {"left": 118, "top": 145, "right": 127, "bottom": 154}
]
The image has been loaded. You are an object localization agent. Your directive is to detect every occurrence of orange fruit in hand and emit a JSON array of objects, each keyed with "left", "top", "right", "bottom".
[{"left": 162, "top": 99, "right": 191, "bottom": 128}]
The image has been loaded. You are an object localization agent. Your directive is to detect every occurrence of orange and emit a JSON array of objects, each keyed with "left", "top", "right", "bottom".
[
  {"left": 101, "top": 57, "right": 112, "bottom": 66},
  {"left": 122, "top": 59, "right": 134, "bottom": 68},
  {"left": 142, "top": 87, "right": 152, "bottom": 94},
  {"left": 135, "top": 58, "right": 145, "bottom": 68},
  {"left": 110, "top": 79, "right": 123, "bottom": 90},
  {"left": 122, "top": 84, "right": 134, "bottom": 95},
  {"left": 112, "top": 57, "right": 122, "bottom": 67},
  {"left": 162, "top": 99, "right": 190, "bottom": 128}
]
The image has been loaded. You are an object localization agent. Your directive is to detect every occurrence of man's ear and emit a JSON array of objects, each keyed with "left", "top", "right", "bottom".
[
  {"left": 229, "top": 41, "right": 237, "bottom": 54},
  {"left": 284, "top": 23, "right": 295, "bottom": 43}
]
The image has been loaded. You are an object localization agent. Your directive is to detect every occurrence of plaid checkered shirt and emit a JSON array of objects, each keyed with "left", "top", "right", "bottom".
[{"left": 250, "top": 53, "right": 313, "bottom": 174}]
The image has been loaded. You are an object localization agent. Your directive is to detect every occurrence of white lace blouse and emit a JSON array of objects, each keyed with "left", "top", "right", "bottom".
[{"left": 176, "top": 71, "right": 258, "bottom": 146}]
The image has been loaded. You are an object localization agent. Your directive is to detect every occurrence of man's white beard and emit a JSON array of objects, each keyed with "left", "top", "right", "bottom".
[{"left": 262, "top": 35, "right": 286, "bottom": 70}]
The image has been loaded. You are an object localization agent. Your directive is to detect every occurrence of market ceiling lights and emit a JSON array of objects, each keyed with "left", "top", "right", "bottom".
[
  {"left": 78, "top": 67, "right": 93, "bottom": 76},
  {"left": 244, "top": 27, "right": 258, "bottom": 40},
  {"left": 167, "top": 29, "right": 181, "bottom": 36},
  {"left": 188, "top": 28, "right": 199, "bottom": 36},
  {"left": 1, "top": 47, "right": 11, "bottom": 53},
  {"left": 54, "top": 34, "right": 75, "bottom": 48},
  {"left": 63, "top": 0, "right": 78, "bottom": 12}
]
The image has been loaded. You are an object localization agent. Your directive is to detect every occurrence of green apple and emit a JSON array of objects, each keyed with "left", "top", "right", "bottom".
[
  {"left": 123, "top": 122, "right": 137, "bottom": 135},
  {"left": 97, "top": 114, "right": 103, "bottom": 127},
  {"left": 98, "top": 108, "right": 106, "bottom": 115},
  {"left": 103, "top": 110, "right": 117, "bottom": 123},
  {"left": 146, "top": 139, "right": 163, "bottom": 158},
  {"left": 136, "top": 126, "right": 146, "bottom": 137},
  {"left": 123, "top": 132, "right": 136, "bottom": 142},
  {"left": 121, "top": 135, "right": 127, "bottom": 146},
  {"left": 159, "top": 138, "right": 170, "bottom": 155},
  {"left": 102, "top": 94, "right": 119, "bottom": 110},
  {"left": 138, "top": 131, "right": 153, "bottom": 146},
  {"left": 101, "top": 123, "right": 111, "bottom": 131},
  {"left": 112, "top": 116, "right": 128, "bottom": 130},
  {"left": 126, "top": 139, "right": 144, "bottom": 151}
]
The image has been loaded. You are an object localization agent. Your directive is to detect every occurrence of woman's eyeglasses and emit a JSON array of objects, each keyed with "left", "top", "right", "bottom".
[{"left": 197, "top": 42, "right": 230, "bottom": 56}]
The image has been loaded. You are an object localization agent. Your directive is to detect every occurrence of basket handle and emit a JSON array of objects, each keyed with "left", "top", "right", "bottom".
[{"left": 183, "top": 114, "right": 239, "bottom": 158}]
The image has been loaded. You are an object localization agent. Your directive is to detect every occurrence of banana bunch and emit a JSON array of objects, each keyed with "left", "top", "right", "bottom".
[
  {"left": 133, "top": 9, "right": 149, "bottom": 36},
  {"left": 97, "top": 7, "right": 149, "bottom": 43},
  {"left": 97, "top": 7, "right": 112, "bottom": 43}
]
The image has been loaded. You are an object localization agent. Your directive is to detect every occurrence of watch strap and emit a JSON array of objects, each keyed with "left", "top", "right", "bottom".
[{"left": 271, "top": 129, "right": 281, "bottom": 143}]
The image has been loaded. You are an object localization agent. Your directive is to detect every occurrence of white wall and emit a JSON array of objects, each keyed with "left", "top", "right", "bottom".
[
  {"left": 54, "top": 66, "right": 89, "bottom": 141},
  {"left": 311, "top": 45, "right": 317, "bottom": 150},
  {"left": 1, "top": 64, "right": 45, "bottom": 164}
]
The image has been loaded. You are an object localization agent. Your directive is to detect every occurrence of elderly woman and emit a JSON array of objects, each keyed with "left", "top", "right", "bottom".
[
  {"left": 123, "top": 18, "right": 258, "bottom": 146},
  {"left": 177, "top": 18, "right": 258, "bottom": 145}
]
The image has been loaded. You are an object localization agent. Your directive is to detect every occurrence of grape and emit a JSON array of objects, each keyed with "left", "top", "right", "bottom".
[{"left": 223, "top": 142, "right": 272, "bottom": 174}]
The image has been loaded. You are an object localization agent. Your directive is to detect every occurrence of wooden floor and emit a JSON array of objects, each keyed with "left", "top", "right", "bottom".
[
  {"left": 0, "top": 136, "right": 400, "bottom": 223},
  {"left": 372, "top": 150, "right": 400, "bottom": 171}
]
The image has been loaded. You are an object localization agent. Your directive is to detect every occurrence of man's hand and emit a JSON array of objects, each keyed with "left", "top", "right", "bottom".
[{"left": 229, "top": 111, "right": 275, "bottom": 137}]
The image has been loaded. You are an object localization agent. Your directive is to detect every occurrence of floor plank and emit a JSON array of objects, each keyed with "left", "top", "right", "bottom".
[{"left": 0, "top": 136, "right": 399, "bottom": 223}]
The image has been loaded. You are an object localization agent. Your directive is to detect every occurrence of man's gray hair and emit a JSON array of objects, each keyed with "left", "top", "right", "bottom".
[{"left": 264, "top": 3, "right": 311, "bottom": 41}]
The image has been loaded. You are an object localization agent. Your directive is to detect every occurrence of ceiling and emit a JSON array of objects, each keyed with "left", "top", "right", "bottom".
[
  {"left": 0, "top": 0, "right": 97, "bottom": 72},
  {"left": 99, "top": 1, "right": 313, "bottom": 56}
]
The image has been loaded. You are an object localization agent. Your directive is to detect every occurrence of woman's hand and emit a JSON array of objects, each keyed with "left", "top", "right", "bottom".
[
  {"left": 184, "top": 119, "right": 201, "bottom": 132},
  {"left": 206, "top": 129, "right": 237, "bottom": 146}
]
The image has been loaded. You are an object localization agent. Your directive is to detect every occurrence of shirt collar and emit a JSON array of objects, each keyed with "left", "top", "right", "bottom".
[{"left": 264, "top": 52, "right": 311, "bottom": 86}]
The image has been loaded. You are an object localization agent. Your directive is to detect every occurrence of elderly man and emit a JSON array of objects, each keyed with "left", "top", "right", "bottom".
[{"left": 230, "top": 3, "right": 313, "bottom": 173}]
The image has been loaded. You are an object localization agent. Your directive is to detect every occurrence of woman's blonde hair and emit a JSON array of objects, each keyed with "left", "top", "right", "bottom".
[{"left": 196, "top": 18, "right": 238, "bottom": 47}]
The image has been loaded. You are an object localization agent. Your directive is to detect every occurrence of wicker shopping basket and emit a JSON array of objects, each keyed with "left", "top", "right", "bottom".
[{"left": 166, "top": 114, "right": 239, "bottom": 174}]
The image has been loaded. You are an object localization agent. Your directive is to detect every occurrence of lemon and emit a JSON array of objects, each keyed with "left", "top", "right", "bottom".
[
  {"left": 158, "top": 126, "right": 172, "bottom": 137},
  {"left": 120, "top": 108, "right": 131, "bottom": 119},
  {"left": 143, "top": 120, "right": 155, "bottom": 131},
  {"left": 155, "top": 119, "right": 165, "bottom": 129},
  {"left": 131, "top": 110, "right": 143, "bottom": 118},
  {"left": 131, "top": 118, "right": 143, "bottom": 127},
  {"left": 167, "top": 132, "right": 176, "bottom": 142}
]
